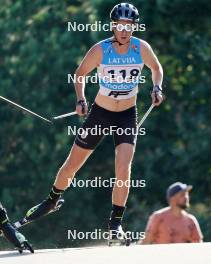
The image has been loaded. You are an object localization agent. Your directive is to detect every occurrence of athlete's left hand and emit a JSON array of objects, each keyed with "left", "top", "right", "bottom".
[{"left": 151, "top": 85, "right": 164, "bottom": 106}]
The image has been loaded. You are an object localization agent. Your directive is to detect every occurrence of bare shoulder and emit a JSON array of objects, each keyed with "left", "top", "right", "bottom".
[
  {"left": 87, "top": 42, "right": 102, "bottom": 56},
  {"left": 84, "top": 42, "right": 103, "bottom": 66},
  {"left": 185, "top": 212, "right": 198, "bottom": 222},
  {"left": 138, "top": 38, "right": 161, "bottom": 68},
  {"left": 152, "top": 207, "right": 171, "bottom": 217},
  {"left": 139, "top": 39, "right": 153, "bottom": 52}
]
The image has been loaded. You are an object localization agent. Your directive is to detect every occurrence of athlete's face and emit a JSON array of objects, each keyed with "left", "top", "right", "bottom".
[
  {"left": 171, "top": 191, "right": 190, "bottom": 209},
  {"left": 112, "top": 20, "right": 133, "bottom": 44}
]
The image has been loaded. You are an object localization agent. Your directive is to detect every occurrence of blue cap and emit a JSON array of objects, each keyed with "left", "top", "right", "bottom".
[{"left": 166, "top": 182, "right": 192, "bottom": 200}]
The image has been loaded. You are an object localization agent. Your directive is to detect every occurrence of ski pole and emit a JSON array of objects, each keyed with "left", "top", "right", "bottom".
[
  {"left": 52, "top": 111, "right": 77, "bottom": 120},
  {"left": 0, "top": 95, "right": 52, "bottom": 124},
  {"left": 138, "top": 104, "right": 155, "bottom": 128},
  {"left": 53, "top": 101, "right": 89, "bottom": 120}
]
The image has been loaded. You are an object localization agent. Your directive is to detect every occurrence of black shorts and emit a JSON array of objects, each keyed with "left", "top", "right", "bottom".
[{"left": 75, "top": 102, "right": 138, "bottom": 150}]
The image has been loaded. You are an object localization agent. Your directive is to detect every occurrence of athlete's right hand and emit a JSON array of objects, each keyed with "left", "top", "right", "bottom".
[{"left": 76, "top": 99, "right": 88, "bottom": 116}]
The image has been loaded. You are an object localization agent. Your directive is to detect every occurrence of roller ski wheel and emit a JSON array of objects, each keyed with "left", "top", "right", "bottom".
[
  {"left": 108, "top": 236, "right": 131, "bottom": 247},
  {"left": 18, "top": 241, "right": 34, "bottom": 254},
  {"left": 108, "top": 225, "right": 131, "bottom": 247}
]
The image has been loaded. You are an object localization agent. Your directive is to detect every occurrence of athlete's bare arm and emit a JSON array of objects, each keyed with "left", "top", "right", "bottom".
[
  {"left": 75, "top": 44, "right": 102, "bottom": 115},
  {"left": 141, "top": 40, "right": 163, "bottom": 106}
]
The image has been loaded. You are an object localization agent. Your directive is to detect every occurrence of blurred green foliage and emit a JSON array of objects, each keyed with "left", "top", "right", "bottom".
[{"left": 0, "top": 0, "right": 211, "bottom": 249}]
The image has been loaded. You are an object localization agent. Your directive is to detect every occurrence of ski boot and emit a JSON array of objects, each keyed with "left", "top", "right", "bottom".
[
  {"left": 13, "top": 186, "right": 64, "bottom": 229},
  {"left": 14, "top": 196, "right": 64, "bottom": 229},
  {"left": 108, "top": 221, "right": 131, "bottom": 247},
  {"left": 108, "top": 205, "right": 131, "bottom": 246}
]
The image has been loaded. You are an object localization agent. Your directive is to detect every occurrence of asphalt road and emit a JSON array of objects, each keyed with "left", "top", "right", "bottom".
[{"left": 0, "top": 243, "right": 210, "bottom": 264}]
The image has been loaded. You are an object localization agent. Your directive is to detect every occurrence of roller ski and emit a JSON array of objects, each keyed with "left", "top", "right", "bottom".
[
  {"left": 0, "top": 203, "right": 34, "bottom": 254},
  {"left": 107, "top": 205, "right": 131, "bottom": 246}
]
